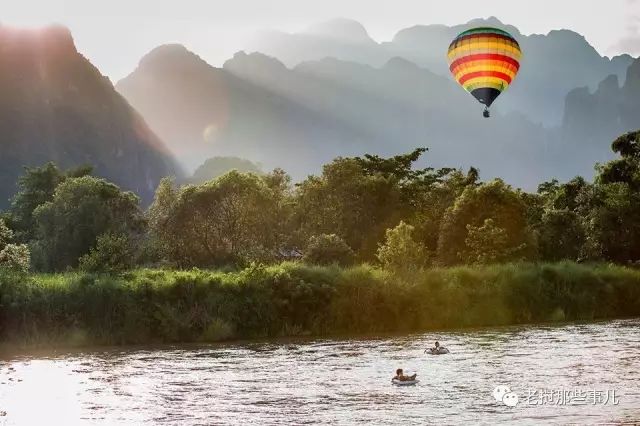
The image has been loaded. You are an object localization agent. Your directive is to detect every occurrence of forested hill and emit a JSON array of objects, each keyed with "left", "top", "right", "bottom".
[{"left": 0, "top": 25, "right": 181, "bottom": 208}]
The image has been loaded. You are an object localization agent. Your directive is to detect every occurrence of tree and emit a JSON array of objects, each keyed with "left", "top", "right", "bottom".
[
  {"left": 537, "top": 209, "right": 585, "bottom": 261},
  {"left": 437, "top": 179, "right": 536, "bottom": 265},
  {"left": 294, "top": 149, "right": 447, "bottom": 260},
  {"left": 377, "top": 221, "right": 425, "bottom": 273},
  {"left": 533, "top": 177, "right": 590, "bottom": 261},
  {"left": 411, "top": 167, "right": 480, "bottom": 260},
  {"left": 78, "top": 233, "right": 136, "bottom": 273},
  {"left": 597, "top": 130, "right": 640, "bottom": 190},
  {"left": 7, "top": 163, "right": 92, "bottom": 242},
  {"left": 303, "top": 234, "right": 354, "bottom": 266},
  {"left": 158, "top": 171, "right": 284, "bottom": 267},
  {"left": 0, "top": 219, "right": 12, "bottom": 248},
  {"left": 577, "top": 182, "right": 640, "bottom": 262},
  {"left": 32, "top": 176, "right": 143, "bottom": 271},
  {"left": 146, "top": 177, "right": 180, "bottom": 264},
  {"left": 578, "top": 130, "right": 640, "bottom": 262},
  {"left": 261, "top": 169, "right": 296, "bottom": 258},
  {"left": 537, "top": 176, "right": 589, "bottom": 211},
  {"left": 295, "top": 157, "right": 402, "bottom": 260},
  {"left": 464, "top": 218, "right": 526, "bottom": 264},
  {"left": 0, "top": 218, "right": 30, "bottom": 272}
]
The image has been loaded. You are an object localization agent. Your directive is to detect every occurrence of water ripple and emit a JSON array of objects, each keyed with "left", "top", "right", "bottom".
[{"left": 1, "top": 319, "right": 639, "bottom": 424}]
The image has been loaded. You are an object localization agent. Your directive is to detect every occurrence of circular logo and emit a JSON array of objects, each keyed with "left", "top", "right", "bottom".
[
  {"left": 502, "top": 391, "right": 519, "bottom": 407},
  {"left": 493, "top": 385, "right": 511, "bottom": 402}
]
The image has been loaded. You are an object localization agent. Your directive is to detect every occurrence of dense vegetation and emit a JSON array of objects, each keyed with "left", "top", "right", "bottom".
[
  {"left": 2, "top": 262, "right": 640, "bottom": 348},
  {"left": 1, "top": 130, "right": 640, "bottom": 347}
]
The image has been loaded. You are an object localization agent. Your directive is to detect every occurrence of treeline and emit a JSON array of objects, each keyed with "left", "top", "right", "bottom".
[{"left": 1, "top": 131, "right": 640, "bottom": 273}]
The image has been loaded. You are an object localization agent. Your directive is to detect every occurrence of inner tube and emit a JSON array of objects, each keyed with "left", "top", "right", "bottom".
[
  {"left": 392, "top": 378, "right": 419, "bottom": 386},
  {"left": 426, "top": 347, "right": 450, "bottom": 355}
]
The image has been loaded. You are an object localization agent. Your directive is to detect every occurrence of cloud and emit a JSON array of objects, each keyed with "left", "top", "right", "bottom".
[
  {"left": 612, "top": 35, "right": 640, "bottom": 56},
  {"left": 609, "top": 6, "right": 640, "bottom": 56}
]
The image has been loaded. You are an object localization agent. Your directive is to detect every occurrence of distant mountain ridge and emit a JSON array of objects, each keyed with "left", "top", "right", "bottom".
[
  {"left": 117, "top": 44, "right": 368, "bottom": 176},
  {"left": 117, "top": 37, "right": 640, "bottom": 190},
  {"left": 246, "top": 17, "right": 635, "bottom": 125},
  {"left": 0, "top": 25, "right": 182, "bottom": 208},
  {"left": 562, "top": 58, "right": 640, "bottom": 164}
]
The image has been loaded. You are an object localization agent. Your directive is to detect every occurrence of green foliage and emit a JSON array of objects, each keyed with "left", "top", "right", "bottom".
[
  {"left": 32, "top": 176, "right": 143, "bottom": 271},
  {"left": 2, "top": 262, "right": 640, "bottom": 348},
  {"left": 151, "top": 170, "right": 289, "bottom": 267},
  {"left": 438, "top": 179, "right": 535, "bottom": 265},
  {"left": 7, "top": 162, "right": 92, "bottom": 242},
  {"left": 0, "top": 218, "right": 30, "bottom": 272},
  {"left": 410, "top": 168, "right": 479, "bottom": 260},
  {"left": 0, "top": 218, "right": 13, "bottom": 248},
  {"left": 578, "top": 182, "right": 640, "bottom": 262},
  {"left": 79, "top": 233, "right": 136, "bottom": 273},
  {"left": 0, "top": 244, "right": 31, "bottom": 273},
  {"left": 295, "top": 157, "right": 401, "bottom": 259},
  {"left": 146, "top": 177, "right": 179, "bottom": 264},
  {"left": 377, "top": 221, "right": 425, "bottom": 273},
  {"left": 295, "top": 149, "right": 452, "bottom": 260},
  {"left": 597, "top": 130, "right": 640, "bottom": 189},
  {"left": 464, "top": 218, "right": 527, "bottom": 265},
  {"left": 538, "top": 209, "right": 585, "bottom": 261},
  {"left": 304, "top": 234, "right": 354, "bottom": 266},
  {"left": 8, "top": 130, "right": 640, "bottom": 274}
]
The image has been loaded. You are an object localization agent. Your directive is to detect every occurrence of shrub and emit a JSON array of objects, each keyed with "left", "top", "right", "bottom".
[
  {"left": 1, "top": 262, "right": 640, "bottom": 349},
  {"left": 0, "top": 218, "right": 30, "bottom": 272},
  {"left": 78, "top": 233, "right": 135, "bottom": 273},
  {"left": 377, "top": 221, "right": 425, "bottom": 273},
  {"left": 303, "top": 234, "right": 354, "bottom": 266},
  {"left": 0, "top": 243, "right": 31, "bottom": 272}
]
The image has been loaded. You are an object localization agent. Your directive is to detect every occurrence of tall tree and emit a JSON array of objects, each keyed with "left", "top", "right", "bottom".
[
  {"left": 32, "top": 176, "right": 143, "bottom": 271},
  {"left": 7, "top": 163, "right": 92, "bottom": 242},
  {"left": 437, "top": 179, "right": 536, "bottom": 265},
  {"left": 158, "top": 171, "right": 285, "bottom": 267}
]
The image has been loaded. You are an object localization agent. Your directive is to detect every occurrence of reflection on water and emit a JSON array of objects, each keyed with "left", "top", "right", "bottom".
[{"left": 1, "top": 319, "right": 639, "bottom": 425}]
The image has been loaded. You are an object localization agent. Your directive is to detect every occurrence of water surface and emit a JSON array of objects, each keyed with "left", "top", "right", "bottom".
[{"left": 1, "top": 319, "right": 639, "bottom": 425}]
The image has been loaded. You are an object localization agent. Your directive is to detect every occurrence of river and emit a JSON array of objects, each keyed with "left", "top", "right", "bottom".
[{"left": 1, "top": 319, "right": 639, "bottom": 425}]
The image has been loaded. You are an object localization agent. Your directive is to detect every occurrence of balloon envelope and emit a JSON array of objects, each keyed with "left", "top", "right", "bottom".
[{"left": 447, "top": 27, "right": 522, "bottom": 109}]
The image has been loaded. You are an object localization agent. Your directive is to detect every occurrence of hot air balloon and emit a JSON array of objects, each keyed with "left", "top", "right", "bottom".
[{"left": 447, "top": 27, "right": 522, "bottom": 118}]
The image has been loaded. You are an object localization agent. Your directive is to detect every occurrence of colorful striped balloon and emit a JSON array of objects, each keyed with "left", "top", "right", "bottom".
[{"left": 447, "top": 27, "right": 522, "bottom": 117}]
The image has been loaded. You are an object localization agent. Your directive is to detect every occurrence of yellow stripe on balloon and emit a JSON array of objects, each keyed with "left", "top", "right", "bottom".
[
  {"left": 454, "top": 61, "right": 516, "bottom": 81},
  {"left": 460, "top": 75, "right": 510, "bottom": 89}
]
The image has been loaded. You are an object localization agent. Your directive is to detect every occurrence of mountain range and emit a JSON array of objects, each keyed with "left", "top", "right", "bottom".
[
  {"left": 247, "top": 17, "right": 634, "bottom": 126},
  {"left": 116, "top": 18, "right": 640, "bottom": 189},
  {"left": 0, "top": 18, "right": 638, "bottom": 208},
  {"left": 0, "top": 25, "right": 181, "bottom": 208}
]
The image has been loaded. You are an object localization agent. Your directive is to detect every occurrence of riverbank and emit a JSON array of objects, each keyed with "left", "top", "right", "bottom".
[{"left": 1, "top": 262, "right": 640, "bottom": 350}]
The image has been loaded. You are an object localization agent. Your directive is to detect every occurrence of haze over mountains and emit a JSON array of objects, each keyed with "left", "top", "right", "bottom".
[
  {"left": 1, "top": 17, "right": 639, "bottom": 207},
  {"left": 248, "top": 17, "right": 634, "bottom": 126},
  {"left": 116, "top": 17, "right": 639, "bottom": 190},
  {"left": 0, "top": 25, "right": 181, "bottom": 208}
]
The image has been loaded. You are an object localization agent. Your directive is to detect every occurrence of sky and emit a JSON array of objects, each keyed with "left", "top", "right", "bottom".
[{"left": 2, "top": 0, "right": 639, "bottom": 81}]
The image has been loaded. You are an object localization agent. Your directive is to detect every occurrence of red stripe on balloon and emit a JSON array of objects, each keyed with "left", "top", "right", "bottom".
[
  {"left": 458, "top": 70, "right": 512, "bottom": 85},
  {"left": 449, "top": 54, "right": 520, "bottom": 73}
]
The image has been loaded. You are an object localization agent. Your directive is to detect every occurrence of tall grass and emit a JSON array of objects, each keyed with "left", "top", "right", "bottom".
[{"left": 1, "top": 262, "right": 639, "bottom": 349}]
